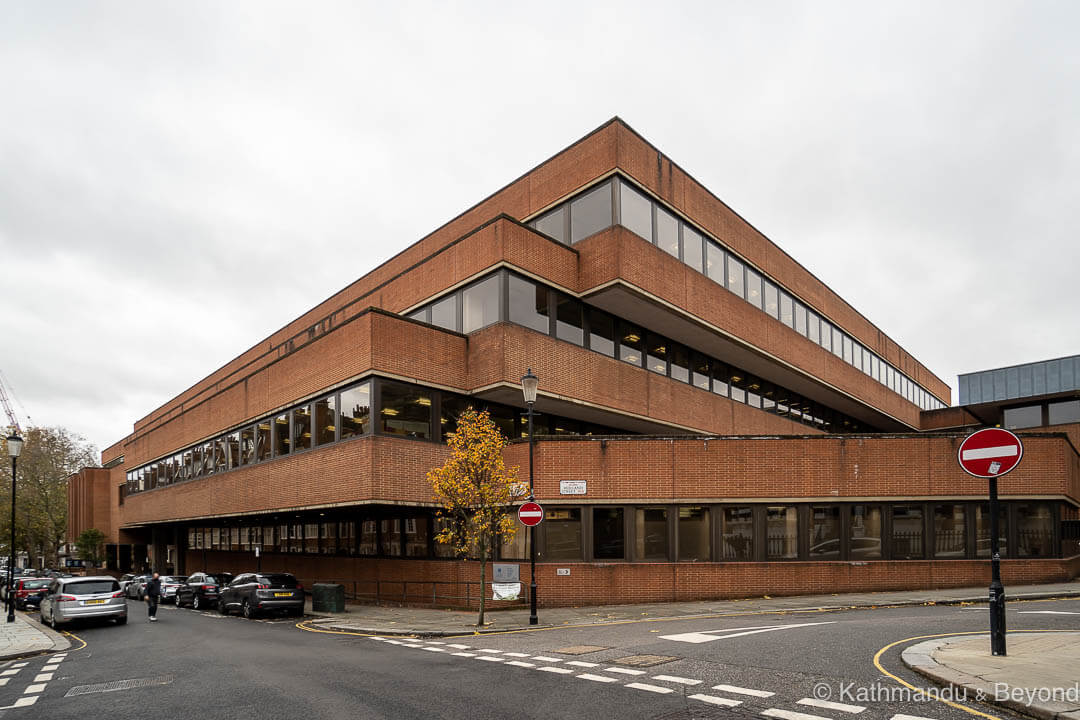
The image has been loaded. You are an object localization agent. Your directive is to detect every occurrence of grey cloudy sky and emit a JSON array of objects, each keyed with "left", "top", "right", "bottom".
[{"left": 1, "top": 1, "right": 1077, "bottom": 456}]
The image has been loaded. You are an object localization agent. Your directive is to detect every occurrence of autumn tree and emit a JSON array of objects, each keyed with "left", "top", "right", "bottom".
[
  {"left": 427, "top": 407, "right": 518, "bottom": 627},
  {"left": 0, "top": 427, "right": 98, "bottom": 569},
  {"left": 75, "top": 528, "right": 106, "bottom": 568}
]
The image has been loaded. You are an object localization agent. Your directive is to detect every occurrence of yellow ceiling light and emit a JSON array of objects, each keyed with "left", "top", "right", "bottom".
[
  {"left": 382, "top": 408, "right": 399, "bottom": 416},
  {"left": 416, "top": 397, "right": 432, "bottom": 406},
  {"left": 624, "top": 333, "right": 640, "bottom": 343}
]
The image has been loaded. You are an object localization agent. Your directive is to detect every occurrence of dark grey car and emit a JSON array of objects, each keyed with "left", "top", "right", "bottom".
[{"left": 218, "top": 573, "right": 304, "bottom": 619}]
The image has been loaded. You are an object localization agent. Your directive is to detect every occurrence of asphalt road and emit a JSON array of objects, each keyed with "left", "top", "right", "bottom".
[{"left": 0, "top": 596, "right": 1076, "bottom": 720}]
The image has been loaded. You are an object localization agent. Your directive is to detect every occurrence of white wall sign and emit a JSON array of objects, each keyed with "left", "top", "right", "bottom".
[
  {"left": 560, "top": 480, "right": 586, "bottom": 495},
  {"left": 556, "top": 568, "right": 571, "bottom": 576}
]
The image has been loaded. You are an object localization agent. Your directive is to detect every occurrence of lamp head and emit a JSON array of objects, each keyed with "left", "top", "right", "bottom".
[
  {"left": 5, "top": 434, "right": 22, "bottom": 459},
  {"left": 520, "top": 368, "right": 538, "bottom": 405}
]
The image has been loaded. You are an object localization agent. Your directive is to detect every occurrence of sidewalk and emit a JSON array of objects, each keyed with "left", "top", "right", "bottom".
[
  {"left": 305, "top": 580, "right": 1080, "bottom": 636},
  {"left": 0, "top": 611, "right": 70, "bottom": 661}
]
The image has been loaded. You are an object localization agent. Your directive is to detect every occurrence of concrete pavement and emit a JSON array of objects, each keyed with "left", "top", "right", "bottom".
[{"left": 0, "top": 611, "right": 70, "bottom": 660}]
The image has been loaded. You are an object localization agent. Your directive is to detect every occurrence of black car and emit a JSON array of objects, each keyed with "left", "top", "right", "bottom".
[
  {"left": 175, "top": 573, "right": 222, "bottom": 610},
  {"left": 218, "top": 573, "right": 304, "bottom": 619},
  {"left": 11, "top": 578, "right": 51, "bottom": 610}
]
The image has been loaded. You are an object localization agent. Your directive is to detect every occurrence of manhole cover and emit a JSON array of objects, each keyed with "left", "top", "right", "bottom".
[
  {"left": 611, "top": 654, "right": 679, "bottom": 667},
  {"left": 553, "top": 645, "right": 609, "bottom": 655}
]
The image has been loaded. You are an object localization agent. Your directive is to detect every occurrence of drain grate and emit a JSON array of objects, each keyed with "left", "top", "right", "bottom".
[
  {"left": 611, "top": 654, "right": 679, "bottom": 667},
  {"left": 553, "top": 645, "right": 609, "bottom": 655},
  {"left": 65, "top": 675, "right": 174, "bottom": 697}
]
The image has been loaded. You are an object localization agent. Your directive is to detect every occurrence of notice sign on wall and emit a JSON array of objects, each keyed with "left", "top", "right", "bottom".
[
  {"left": 560, "top": 480, "right": 586, "bottom": 495},
  {"left": 492, "top": 582, "right": 521, "bottom": 601}
]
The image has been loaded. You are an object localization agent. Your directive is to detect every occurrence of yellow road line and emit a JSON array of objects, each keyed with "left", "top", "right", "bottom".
[{"left": 62, "top": 630, "right": 88, "bottom": 652}]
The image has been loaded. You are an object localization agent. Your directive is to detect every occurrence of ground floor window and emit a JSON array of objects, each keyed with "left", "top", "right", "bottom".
[
  {"left": 541, "top": 508, "right": 582, "bottom": 561},
  {"left": 593, "top": 508, "right": 625, "bottom": 560},
  {"left": 1017, "top": 503, "right": 1054, "bottom": 556},
  {"left": 767, "top": 506, "right": 798, "bottom": 560},
  {"left": 720, "top": 507, "right": 753, "bottom": 560},
  {"left": 635, "top": 507, "right": 669, "bottom": 560},
  {"left": 678, "top": 506, "right": 711, "bottom": 561}
]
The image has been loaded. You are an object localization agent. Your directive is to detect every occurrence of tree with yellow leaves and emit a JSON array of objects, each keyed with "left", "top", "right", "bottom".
[{"left": 427, "top": 407, "right": 519, "bottom": 627}]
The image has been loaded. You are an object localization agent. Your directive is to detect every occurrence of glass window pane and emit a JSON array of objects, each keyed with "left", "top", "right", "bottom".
[
  {"left": 227, "top": 432, "right": 240, "bottom": 469},
  {"left": 729, "top": 369, "right": 747, "bottom": 404},
  {"left": 571, "top": 181, "right": 613, "bottom": 244},
  {"left": 462, "top": 274, "right": 501, "bottom": 333},
  {"left": 534, "top": 206, "right": 567, "bottom": 244},
  {"left": 726, "top": 256, "right": 745, "bottom": 299},
  {"left": 780, "top": 293, "right": 794, "bottom": 327},
  {"left": 656, "top": 207, "right": 679, "bottom": 257},
  {"left": 809, "top": 506, "right": 841, "bottom": 559},
  {"left": 975, "top": 504, "right": 1008, "bottom": 558},
  {"left": 619, "top": 181, "right": 653, "bottom": 242},
  {"left": 240, "top": 426, "right": 255, "bottom": 465},
  {"left": 499, "top": 512, "right": 528, "bottom": 560},
  {"left": 381, "top": 518, "right": 402, "bottom": 556},
  {"left": 379, "top": 381, "right": 432, "bottom": 439},
  {"left": 273, "top": 414, "right": 290, "bottom": 457},
  {"left": 720, "top": 507, "right": 753, "bottom": 560},
  {"left": 635, "top": 508, "right": 669, "bottom": 560},
  {"left": 831, "top": 327, "right": 843, "bottom": 358},
  {"left": 682, "top": 227, "right": 703, "bottom": 272},
  {"left": 807, "top": 311, "right": 820, "bottom": 344},
  {"left": 705, "top": 241, "right": 724, "bottom": 283},
  {"left": 255, "top": 422, "right": 271, "bottom": 462},
  {"left": 339, "top": 382, "right": 371, "bottom": 439},
  {"left": 619, "top": 322, "right": 644, "bottom": 366},
  {"left": 691, "top": 353, "right": 710, "bottom": 390},
  {"left": 358, "top": 519, "right": 377, "bottom": 556},
  {"left": 850, "top": 505, "right": 882, "bottom": 559},
  {"left": 766, "top": 506, "right": 798, "bottom": 559},
  {"left": 763, "top": 280, "right": 779, "bottom": 319},
  {"left": 934, "top": 504, "right": 966, "bottom": 558},
  {"left": 509, "top": 274, "right": 550, "bottom": 334},
  {"left": 711, "top": 360, "right": 729, "bottom": 397},
  {"left": 819, "top": 319, "right": 832, "bottom": 351},
  {"left": 670, "top": 344, "right": 689, "bottom": 383},
  {"left": 1017, "top": 503, "right": 1054, "bottom": 557},
  {"left": 431, "top": 295, "right": 458, "bottom": 332},
  {"left": 292, "top": 405, "right": 312, "bottom": 452},
  {"left": 587, "top": 308, "right": 615, "bottom": 356},
  {"left": 842, "top": 335, "right": 853, "bottom": 364},
  {"left": 215, "top": 438, "right": 228, "bottom": 473},
  {"left": 541, "top": 508, "right": 581, "bottom": 560},
  {"left": 438, "top": 394, "right": 472, "bottom": 441},
  {"left": 315, "top": 395, "right": 336, "bottom": 446},
  {"left": 646, "top": 334, "right": 668, "bottom": 375},
  {"left": 794, "top": 303, "right": 807, "bottom": 336},
  {"left": 745, "top": 269, "right": 762, "bottom": 309},
  {"left": 555, "top": 294, "right": 584, "bottom": 345},
  {"left": 678, "top": 507, "right": 710, "bottom": 561},
  {"left": 405, "top": 515, "right": 429, "bottom": 557},
  {"left": 407, "top": 307, "right": 428, "bottom": 323},
  {"left": 1003, "top": 405, "right": 1041, "bottom": 429},
  {"left": 1049, "top": 400, "right": 1080, "bottom": 425}
]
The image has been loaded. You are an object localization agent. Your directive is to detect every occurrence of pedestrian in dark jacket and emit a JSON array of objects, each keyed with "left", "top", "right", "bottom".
[{"left": 145, "top": 572, "right": 162, "bottom": 622}]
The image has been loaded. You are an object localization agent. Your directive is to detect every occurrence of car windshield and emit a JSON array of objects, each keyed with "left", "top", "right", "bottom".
[
  {"left": 202, "top": 576, "right": 219, "bottom": 584},
  {"left": 257, "top": 574, "right": 298, "bottom": 588},
  {"left": 25, "top": 580, "right": 50, "bottom": 589},
  {"left": 162, "top": 576, "right": 187, "bottom": 583},
  {"left": 64, "top": 579, "right": 120, "bottom": 595}
]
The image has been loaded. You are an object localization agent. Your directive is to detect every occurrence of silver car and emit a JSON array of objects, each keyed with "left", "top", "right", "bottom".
[{"left": 40, "top": 576, "right": 127, "bottom": 627}]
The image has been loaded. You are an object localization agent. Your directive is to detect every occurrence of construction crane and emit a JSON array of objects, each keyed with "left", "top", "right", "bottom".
[{"left": 0, "top": 371, "right": 25, "bottom": 435}]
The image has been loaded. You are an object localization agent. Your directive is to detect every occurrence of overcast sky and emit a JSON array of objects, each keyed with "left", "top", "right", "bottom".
[{"left": 1, "top": 1, "right": 1077, "bottom": 457}]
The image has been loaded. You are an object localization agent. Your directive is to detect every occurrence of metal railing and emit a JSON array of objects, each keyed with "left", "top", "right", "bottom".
[{"left": 296, "top": 578, "right": 530, "bottom": 609}]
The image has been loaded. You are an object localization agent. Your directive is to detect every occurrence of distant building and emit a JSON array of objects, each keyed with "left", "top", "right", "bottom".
[{"left": 67, "top": 119, "right": 1079, "bottom": 605}]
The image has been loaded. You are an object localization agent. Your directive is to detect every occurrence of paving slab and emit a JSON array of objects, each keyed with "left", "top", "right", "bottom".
[{"left": 0, "top": 611, "right": 70, "bottom": 660}]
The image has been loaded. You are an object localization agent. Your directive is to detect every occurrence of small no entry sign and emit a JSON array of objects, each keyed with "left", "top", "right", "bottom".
[
  {"left": 958, "top": 428, "right": 1024, "bottom": 478},
  {"left": 518, "top": 502, "right": 543, "bottom": 527}
]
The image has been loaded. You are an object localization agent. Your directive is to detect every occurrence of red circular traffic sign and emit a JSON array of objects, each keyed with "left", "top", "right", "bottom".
[
  {"left": 518, "top": 502, "right": 544, "bottom": 527},
  {"left": 958, "top": 428, "right": 1024, "bottom": 478}
]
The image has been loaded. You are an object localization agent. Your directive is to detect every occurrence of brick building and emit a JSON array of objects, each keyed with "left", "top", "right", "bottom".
[{"left": 67, "top": 119, "right": 1080, "bottom": 605}]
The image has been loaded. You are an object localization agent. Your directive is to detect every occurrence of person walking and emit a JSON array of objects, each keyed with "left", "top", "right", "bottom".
[{"left": 145, "top": 571, "right": 162, "bottom": 622}]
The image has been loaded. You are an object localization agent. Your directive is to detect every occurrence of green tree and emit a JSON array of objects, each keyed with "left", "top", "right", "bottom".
[
  {"left": 75, "top": 528, "right": 106, "bottom": 568},
  {"left": 1, "top": 427, "right": 98, "bottom": 569},
  {"left": 427, "top": 408, "right": 519, "bottom": 627}
]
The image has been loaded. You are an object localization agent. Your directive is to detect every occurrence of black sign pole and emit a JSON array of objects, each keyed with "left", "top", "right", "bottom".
[{"left": 988, "top": 470, "right": 1006, "bottom": 656}]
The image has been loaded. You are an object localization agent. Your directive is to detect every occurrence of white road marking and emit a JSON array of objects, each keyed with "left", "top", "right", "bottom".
[
  {"left": 763, "top": 709, "right": 833, "bottom": 720},
  {"left": 475, "top": 656, "right": 503, "bottom": 662},
  {"left": 383, "top": 639, "right": 403, "bottom": 645},
  {"left": 653, "top": 675, "right": 701, "bottom": 685},
  {"left": 33, "top": 674, "right": 54, "bottom": 682},
  {"left": 577, "top": 673, "right": 618, "bottom": 683},
  {"left": 0, "top": 679, "right": 7, "bottom": 686},
  {"left": 447, "top": 643, "right": 471, "bottom": 649},
  {"left": 503, "top": 652, "right": 530, "bottom": 657},
  {"left": 12, "top": 663, "right": 26, "bottom": 668},
  {"left": 451, "top": 652, "right": 476, "bottom": 657},
  {"left": 566, "top": 661, "right": 599, "bottom": 667},
  {"left": 690, "top": 694, "right": 742, "bottom": 707},
  {"left": 889, "top": 714, "right": 937, "bottom": 720},
  {"left": 422, "top": 647, "right": 446, "bottom": 652},
  {"left": 1, "top": 670, "right": 19, "bottom": 677},
  {"left": 425, "top": 641, "right": 445, "bottom": 645},
  {"left": 604, "top": 667, "right": 646, "bottom": 675},
  {"left": 798, "top": 698, "right": 866, "bottom": 714},
  {"left": 661, "top": 621, "right": 836, "bottom": 644},
  {"left": 713, "top": 684, "right": 775, "bottom": 698},
  {"left": 476, "top": 649, "right": 502, "bottom": 654},
  {"left": 1017, "top": 611, "right": 1080, "bottom": 615},
  {"left": 52, "top": 654, "right": 66, "bottom": 658},
  {"left": 626, "top": 682, "right": 674, "bottom": 694},
  {"left": 531, "top": 656, "right": 561, "bottom": 662},
  {"left": 25, "top": 683, "right": 46, "bottom": 694},
  {"left": 9, "top": 697, "right": 37, "bottom": 708},
  {"left": 537, "top": 666, "right": 574, "bottom": 675},
  {"left": 506, "top": 661, "right": 535, "bottom": 668},
  {"left": 961, "top": 445, "right": 1017, "bottom": 461}
]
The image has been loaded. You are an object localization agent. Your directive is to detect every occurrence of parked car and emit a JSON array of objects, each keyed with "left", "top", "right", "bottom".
[
  {"left": 125, "top": 574, "right": 151, "bottom": 599},
  {"left": 40, "top": 576, "right": 126, "bottom": 627},
  {"left": 175, "top": 573, "right": 221, "bottom": 610},
  {"left": 11, "top": 578, "right": 52, "bottom": 610},
  {"left": 218, "top": 573, "right": 304, "bottom": 619},
  {"left": 159, "top": 576, "right": 188, "bottom": 603},
  {"left": 118, "top": 574, "right": 137, "bottom": 593}
]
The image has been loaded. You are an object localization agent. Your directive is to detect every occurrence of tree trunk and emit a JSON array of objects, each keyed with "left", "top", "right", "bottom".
[{"left": 477, "top": 534, "right": 487, "bottom": 627}]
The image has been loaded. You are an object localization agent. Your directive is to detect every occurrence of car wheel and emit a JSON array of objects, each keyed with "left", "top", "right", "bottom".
[
  {"left": 116, "top": 614, "right": 127, "bottom": 625},
  {"left": 218, "top": 599, "right": 229, "bottom": 615},
  {"left": 192, "top": 595, "right": 201, "bottom": 611},
  {"left": 241, "top": 599, "right": 254, "bottom": 619}
]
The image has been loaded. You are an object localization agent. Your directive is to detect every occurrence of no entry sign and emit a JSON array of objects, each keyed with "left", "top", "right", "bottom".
[
  {"left": 958, "top": 428, "right": 1024, "bottom": 478},
  {"left": 518, "top": 502, "right": 543, "bottom": 527}
]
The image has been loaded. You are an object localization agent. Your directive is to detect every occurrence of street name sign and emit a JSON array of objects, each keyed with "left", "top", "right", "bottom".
[
  {"left": 957, "top": 428, "right": 1023, "bottom": 478},
  {"left": 518, "top": 502, "right": 543, "bottom": 527}
]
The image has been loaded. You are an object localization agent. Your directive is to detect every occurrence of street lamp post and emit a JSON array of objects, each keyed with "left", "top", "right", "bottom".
[
  {"left": 520, "top": 369, "right": 539, "bottom": 626},
  {"left": 6, "top": 433, "right": 24, "bottom": 623}
]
